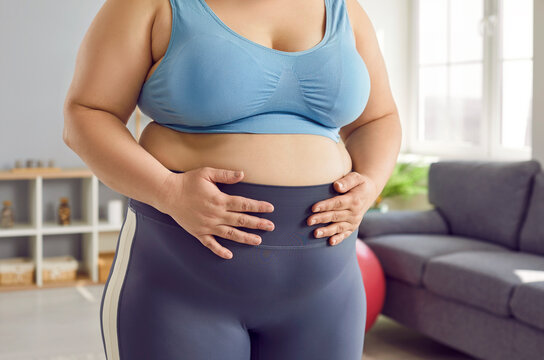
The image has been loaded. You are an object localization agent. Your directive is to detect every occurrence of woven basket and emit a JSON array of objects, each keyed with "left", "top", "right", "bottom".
[
  {"left": 98, "top": 251, "right": 116, "bottom": 283},
  {"left": 0, "top": 257, "right": 35, "bottom": 286},
  {"left": 42, "top": 255, "right": 78, "bottom": 283}
]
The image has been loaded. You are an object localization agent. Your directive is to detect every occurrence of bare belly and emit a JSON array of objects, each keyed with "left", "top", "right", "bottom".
[{"left": 138, "top": 121, "right": 353, "bottom": 186}]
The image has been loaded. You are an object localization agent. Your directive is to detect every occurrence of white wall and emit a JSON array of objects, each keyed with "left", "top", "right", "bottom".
[
  {"left": 359, "top": 0, "right": 413, "bottom": 153},
  {"left": 0, "top": 0, "right": 140, "bottom": 170},
  {"left": 533, "top": 0, "right": 544, "bottom": 163}
]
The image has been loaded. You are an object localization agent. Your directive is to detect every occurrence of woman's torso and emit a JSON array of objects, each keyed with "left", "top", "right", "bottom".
[{"left": 138, "top": 0, "right": 364, "bottom": 186}]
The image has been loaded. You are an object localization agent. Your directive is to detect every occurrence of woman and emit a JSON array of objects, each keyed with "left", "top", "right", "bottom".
[{"left": 63, "top": 0, "right": 401, "bottom": 358}]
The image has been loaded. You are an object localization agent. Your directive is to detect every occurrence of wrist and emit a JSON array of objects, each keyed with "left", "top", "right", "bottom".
[
  {"left": 358, "top": 172, "right": 381, "bottom": 201},
  {"left": 152, "top": 170, "right": 180, "bottom": 214}
]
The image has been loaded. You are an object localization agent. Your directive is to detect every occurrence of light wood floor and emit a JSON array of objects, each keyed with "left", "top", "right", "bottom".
[
  {"left": 363, "top": 315, "right": 473, "bottom": 360},
  {"left": 0, "top": 284, "right": 473, "bottom": 359}
]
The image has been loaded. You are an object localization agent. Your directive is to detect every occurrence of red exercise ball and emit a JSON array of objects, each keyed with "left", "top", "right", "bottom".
[{"left": 356, "top": 238, "right": 386, "bottom": 332}]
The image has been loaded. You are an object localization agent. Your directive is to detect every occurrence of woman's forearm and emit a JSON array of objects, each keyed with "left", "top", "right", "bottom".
[
  {"left": 63, "top": 103, "right": 174, "bottom": 213},
  {"left": 343, "top": 113, "right": 402, "bottom": 198}
]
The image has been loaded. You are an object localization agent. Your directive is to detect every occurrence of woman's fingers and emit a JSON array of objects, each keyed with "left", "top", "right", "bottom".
[
  {"left": 223, "top": 212, "right": 275, "bottom": 231},
  {"left": 329, "top": 231, "right": 352, "bottom": 245},
  {"left": 224, "top": 195, "right": 274, "bottom": 213},
  {"left": 197, "top": 234, "right": 233, "bottom": 259},
  {"left": 197, "top": 222, "right": 265, "bottom": 262},
  {"left": 313, "top": 221, "right": 354, "bottom": 239},
  {"left": 214, "top": 225, "right": 263, "bottom": 245},
  {"left": 307, "top": 209, "right": 354, "bottom": 226}
]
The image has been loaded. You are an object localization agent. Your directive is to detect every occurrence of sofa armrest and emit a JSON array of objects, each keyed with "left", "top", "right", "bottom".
[{"left": 358, "top": 208, "right": 449, "bottom": 238}]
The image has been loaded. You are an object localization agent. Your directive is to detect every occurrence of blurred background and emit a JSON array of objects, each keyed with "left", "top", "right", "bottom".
[{"left": 0, "top": 0, "right": 540, "bottom": 359}]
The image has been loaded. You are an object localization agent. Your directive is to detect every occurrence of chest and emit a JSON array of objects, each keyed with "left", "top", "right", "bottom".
[
  {"left": 137, "top": 0, "right": 370, "bottom": 132},
  {"left": 152, "top": 0, "right": 330, "bottom": 61}
]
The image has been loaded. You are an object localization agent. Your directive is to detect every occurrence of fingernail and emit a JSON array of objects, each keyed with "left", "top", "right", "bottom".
[
  {"left": 316, "top": 230, "right": 323, "bottom": 237},
  {"left": 225, "top": 250, "right": 233, "bottom": 258},
  {"left": 314, "top": 207, "right": 320, "bottom": 212},
  {"left": 310, "top": 219, "right": 316, "bottom": 225},
  {"left": 336, "top": 182, "right": 343, "bottom": 189},
  {"left": 234, "top": 171, "right": 242, "bottom": 177},
  {"left": 331, "top": 239, "right": 336, "bottom": 245}
]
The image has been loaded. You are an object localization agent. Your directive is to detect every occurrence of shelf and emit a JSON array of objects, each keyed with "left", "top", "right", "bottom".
[
  {"left": 42, "top": 221, "right": 93, "bottom": 234},
  {"left": 0, "top": 168, "right": 92, "bottom": 180},
  {"left": 0, "top": 270, "right": 98, "bottom": 292},
  {"left": 98, "top": 220, "right": 123, "bottom": 232},
  {"left": 0, "top": 223, "right": 37, "bottom": 237},
  {"left": 0, "top": 168, "right": 128, "bottom": 290},
  {"left": 0, "top": 178, "right": 36, "bottom": 235},
  {"left": 42, "top": 176, "right": 92, "bottom": 226}
]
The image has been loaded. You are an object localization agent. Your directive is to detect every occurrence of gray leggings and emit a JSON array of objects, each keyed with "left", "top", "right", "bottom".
[{"left": 100, "top": 170, "right": 366, "bottom": 359}]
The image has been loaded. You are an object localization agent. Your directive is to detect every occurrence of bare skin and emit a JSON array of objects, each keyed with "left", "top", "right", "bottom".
[{"left": 63, "top": 0, "right": 400, "bottom": 259}]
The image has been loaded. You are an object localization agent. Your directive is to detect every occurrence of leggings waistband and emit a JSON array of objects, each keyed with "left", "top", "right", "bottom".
[
  {"left": 166, "top": 169, "right": 338, "bottom": 201},
  {"left": 168, "top": 169, "right": 337, "bottom": 195},
  {"left": 128, "top": 169, "right": 342, "bottom": 248}
]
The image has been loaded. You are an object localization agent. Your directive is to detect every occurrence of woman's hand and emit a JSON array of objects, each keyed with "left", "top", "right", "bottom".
[
  {"left": 307, "top": 171, "right": 379, "bottom": 246},
  {"left": 160, "top": 167, "right": 275, "bottom": 260}
]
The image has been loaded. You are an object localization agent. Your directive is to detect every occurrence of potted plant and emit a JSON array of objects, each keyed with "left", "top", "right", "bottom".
[{"left": 368, "top": 162, "right": 429, "bottom": 212}]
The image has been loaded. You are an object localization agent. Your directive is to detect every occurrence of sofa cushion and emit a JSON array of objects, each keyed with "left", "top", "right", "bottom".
[
  {"left": 364, "top": 234, "right": 508, "bottom": 286},
  {"left": 510, "top": 280, "right": 544, "bottom": 331},
  {"left": 519, "top": 172, "right": 544, "bottom": 255},
  {"left": 427, "top": 160, "right": 540, "bottom": 248},
  {"left": 423, "top": 250, "right": 544, "bottom": 317},
  {"left": 358, "top": 209, "right": 449, "bottom": 238},
  {"left": 383, "top": 277, "right": 544, "bottom": 360}
]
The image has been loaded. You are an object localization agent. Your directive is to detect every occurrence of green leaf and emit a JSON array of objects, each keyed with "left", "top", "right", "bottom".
[{"left": 379, "top": 162, "right": 429, "bottom": 200}]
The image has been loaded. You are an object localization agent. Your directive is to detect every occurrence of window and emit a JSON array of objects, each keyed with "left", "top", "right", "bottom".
[
  {"left": 412, "top": 0, "right": 533, "bottom": 159},
  {"left": 500, "top": 0, "right": 533, "bottom": 150}
]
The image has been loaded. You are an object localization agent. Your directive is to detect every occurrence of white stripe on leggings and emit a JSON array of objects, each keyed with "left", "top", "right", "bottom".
[{"left": 102, "top": 207, "right": 137, "bottom": 360}]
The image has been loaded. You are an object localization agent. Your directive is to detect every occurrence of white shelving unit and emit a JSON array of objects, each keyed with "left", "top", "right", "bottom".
[{"left": 0, "top": 168, "right": 125, "bottom": 289}]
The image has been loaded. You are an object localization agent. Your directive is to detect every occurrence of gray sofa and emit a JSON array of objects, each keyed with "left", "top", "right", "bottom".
[{"left": 358, "top": 160, "right": 544, "bottom": 360}]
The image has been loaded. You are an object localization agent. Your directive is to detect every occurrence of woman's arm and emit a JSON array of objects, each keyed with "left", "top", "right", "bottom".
[
  {"left": 339, "top": 0, "right": 402, "bottom": 197},
  {"left": 304, "top": 1, "right": 401, "bottom": 245},
  {"left": 63, "top": 0, "right": 174, "bottom": 213}
]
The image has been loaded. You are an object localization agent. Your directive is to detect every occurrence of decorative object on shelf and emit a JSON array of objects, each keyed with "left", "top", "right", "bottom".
[
  {"left": 0, "top": 257, "right": 35, "bottom": 286},
  {"left": 58, "top": 197, "right": 71, "bottom": 225},
  {"left": 108, "top": 199, "right": 124, "bottom": 225},
  {"left": 42, "top": 255, "right": 78, "bottom": 283},
  {"left": 1, "top": 200, "right": 14, "bottom": 228},
  {"left": 9, "top": 158, "right": 61, "bottom": 173},
  {"left": 0, "top": 168, "right": 125, "bottom": 289},
  {"left": 98, "top": 251, "right": 116, "bottom": 283},
  {"left": 369, "top": 161, "right": 429, "bottom": 212}
]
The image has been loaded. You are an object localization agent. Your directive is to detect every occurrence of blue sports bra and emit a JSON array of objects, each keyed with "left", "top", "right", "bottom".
[{"left": 137, "top": 0, "right": 371, "bottom": 143}]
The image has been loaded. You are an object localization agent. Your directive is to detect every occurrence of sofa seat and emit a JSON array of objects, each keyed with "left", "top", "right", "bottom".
[
  {"left": 364, "top": 234, "right": 508, "bottom": 286},
  {"left": 423, "top": 250, "right": 544, "bottom": 319},
  {"left": 510, "top": 280, "right": 544, "bottom": 331}
]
